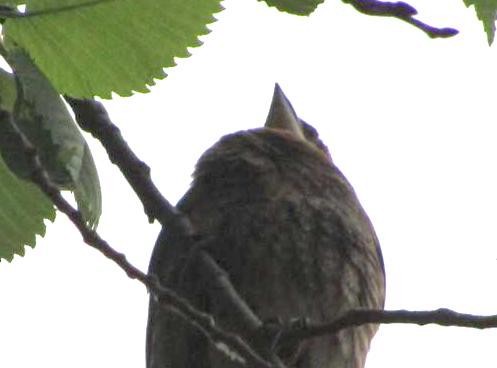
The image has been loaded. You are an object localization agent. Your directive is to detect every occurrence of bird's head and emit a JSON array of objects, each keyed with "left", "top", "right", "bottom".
[{"left": 264, "top": 84, "right": 331, "bottom": 161}]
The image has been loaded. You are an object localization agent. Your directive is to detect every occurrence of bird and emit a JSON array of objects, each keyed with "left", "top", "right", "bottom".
[{"left": 146, "top": 84, "right": 386, "bottom": 368}]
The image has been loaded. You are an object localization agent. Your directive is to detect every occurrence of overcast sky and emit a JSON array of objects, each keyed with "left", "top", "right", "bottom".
[{"left": 2, "top": 0, "right": 497, "bottom": 367}]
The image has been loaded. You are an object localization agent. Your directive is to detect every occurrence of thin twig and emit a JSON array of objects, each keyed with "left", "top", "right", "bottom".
[
  {"left": 64, "top": 97, "right": 191, "bottom": 234},
  {"left": 342, "top": 0, "right": 459, "bottom": 38},
  {"left": 280, "top": 308, "right": 497, "bottom": 343},
  {"left": 196, "top": 251, "right": 287, "bottom": 368},
  {"left": 198, "top": 250, "right": 264, "bottom": 330}
]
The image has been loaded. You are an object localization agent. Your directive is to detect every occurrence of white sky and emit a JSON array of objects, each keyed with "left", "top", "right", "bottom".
[{"left": 2, "top": 0, "right": 497, "bottom": 367}]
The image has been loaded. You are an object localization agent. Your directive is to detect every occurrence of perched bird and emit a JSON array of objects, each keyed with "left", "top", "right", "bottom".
[{"left": 147, "top": 85, "right": 385, "bottom": 368}]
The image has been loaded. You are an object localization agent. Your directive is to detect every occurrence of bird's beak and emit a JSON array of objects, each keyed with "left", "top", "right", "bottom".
[{"left": 264, "top": 84, "right": 305, "bottom": 140}]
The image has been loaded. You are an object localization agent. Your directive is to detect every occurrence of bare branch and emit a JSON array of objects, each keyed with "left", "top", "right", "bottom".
[
  {"left": 280, "top": 308, "right": 497, "bottom": 343},
  {"left": 197, "top": 250, "right": 264, "bottom": 330},
  {"left": 342, "top": 0, "right": 459, "bottom": 38},
  {"left": 195, "top": 251, "right": 287, "bottom": 368},
  {"left": 64, "top": 96, "right": 192, "bottom": 234}
]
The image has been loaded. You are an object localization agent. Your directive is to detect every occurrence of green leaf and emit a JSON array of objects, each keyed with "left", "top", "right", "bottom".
[
  {"left": 0, "top": 1, "right": 25, "bottom": 5},
  {"left": 1, "top": 49, "right": 101, "bottom": 228},
  {"left": 463, "top": 0, "right": 497, "bottom": 45},
  {"left": 0, "top": 68, "right": 16, "bottom": 111},
  {"left": 3, "top": 0, "right": 222, "bottom": 98},
  {"left": 0, "top": 133, "right": 55, "bottom": 262},
  {"left": 74, "top": 143, "right": 101, "bottom": 229},
  {"left": 260, "top": 0, "right": 324, "bottom": 15}
]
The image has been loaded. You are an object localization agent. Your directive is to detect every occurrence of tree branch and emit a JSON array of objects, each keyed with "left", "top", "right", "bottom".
[
  {"left": 198, "top": 251, "right": 288, "bottom": 368},
  {"left": 342, "top": 0, "right": 459, "bottom": 38},
  {"left": 280, "top": 308, "right": 497, "bottom": 343},
  {"left": 64, "top": 96, "right": 191, "bottom": 234},
  {"left": 197, "top": 250, "right": 264, "bottom": 331}
]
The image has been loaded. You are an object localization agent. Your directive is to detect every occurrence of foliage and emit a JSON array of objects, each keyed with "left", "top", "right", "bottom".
[
  {"left": 0, "top": 0, "right": 492, "bottom": 263},
  {"left": 0, "top": 148, "right": 55, "bottom": 261},
  {"left": 2, "top": 0, "right": 223, "bottom": 98},
  {"left": 0, "top": 48, "right": 101, "bottom": 260},
  {"left": 463, "top": 0, "right": 497, "bottom": 45},
  {"left": 261, "top": 0, "right": 324, "bottom": 15}
]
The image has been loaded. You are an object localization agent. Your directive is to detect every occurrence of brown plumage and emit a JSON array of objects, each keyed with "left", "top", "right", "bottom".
[{"left": 147, "top": 85, "right": 385, "bottom": 368}]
